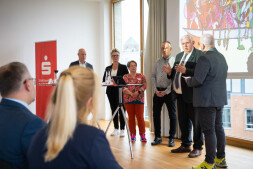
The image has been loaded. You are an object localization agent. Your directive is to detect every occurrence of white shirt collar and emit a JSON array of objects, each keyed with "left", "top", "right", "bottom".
[
  {"left": 79, "top": 61, "right": 86, "bottom": 67},
  {"left": 181, "top": 47, "right": 194, "bottom": 64}
]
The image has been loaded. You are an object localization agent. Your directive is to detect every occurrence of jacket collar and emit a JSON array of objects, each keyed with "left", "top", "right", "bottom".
[
  {"left": 207, "top": 47, "right": 217, "bottom": 52},
  {"left": 0, "top": 98, "right": 30, "bottom": 112}
]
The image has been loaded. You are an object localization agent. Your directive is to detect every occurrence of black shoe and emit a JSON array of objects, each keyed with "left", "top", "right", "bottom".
[
  {"left": 151, "top": 137, "right": 162, "bottom": 145},
  {"left": 168, "top": 138, "right": 175, "bottom": 147}
]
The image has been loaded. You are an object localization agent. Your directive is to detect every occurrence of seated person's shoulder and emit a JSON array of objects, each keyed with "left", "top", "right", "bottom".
[
  {"left": 75, "top": 124, "right": 105, "bottom": 140},
  {"left": 22, "top": 109, "right": 45, "bottom": 125}
]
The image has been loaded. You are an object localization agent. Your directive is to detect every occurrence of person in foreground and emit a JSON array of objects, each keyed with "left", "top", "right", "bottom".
[
  {"left": 69, "top": 48, "right": 93, "bottom": 69},
  {"left": 0, "top": 62, "right": 45, "bottom": 169},
  {"left": 123, "top": 60, "right": 147, "bottom": 142},
  {"left": 102, "top": 48, "right": 129, "bottom": 137},
  {"left": 164, "top": 35, "right": 204, "bottom": 157},
  {"left": 27, "top": 66, "right": 122, "bottom": 169},
  {"left": 185, "top": 34, "right": 228, "bottom": 169}
]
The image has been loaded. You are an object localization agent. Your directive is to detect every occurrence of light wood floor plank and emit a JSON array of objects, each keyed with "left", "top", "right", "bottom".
[{"left": 99, "top": 120, "right": 253, "bottom": 169}]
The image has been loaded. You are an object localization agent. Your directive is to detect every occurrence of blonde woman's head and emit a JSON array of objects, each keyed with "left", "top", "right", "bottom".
[{"left": 45, "top": 66, "right": 99, "bottom": 162}]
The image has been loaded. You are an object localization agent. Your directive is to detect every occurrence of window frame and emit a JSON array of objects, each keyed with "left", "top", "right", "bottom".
[
  {"left": 222, "top": 107, "right": 231, "bottom": 129},
  {"left": 111, "top": 0, "right": 144, "bottom": 73},
  {"left": 246, "top": 109, "right": 253, "bottom": 131}
]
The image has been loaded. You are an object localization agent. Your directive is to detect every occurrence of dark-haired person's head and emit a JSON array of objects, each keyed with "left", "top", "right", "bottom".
[{"left": 0, "top": 62, "right": 35, "bottom": 104}]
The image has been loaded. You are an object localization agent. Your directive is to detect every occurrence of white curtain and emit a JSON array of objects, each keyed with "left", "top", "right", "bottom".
[
  {"left": 145, "top": 0, "right": 181, "bottom": 138},
  {"left": 144, "top": 0, "right": 167, "bottom": 133}
]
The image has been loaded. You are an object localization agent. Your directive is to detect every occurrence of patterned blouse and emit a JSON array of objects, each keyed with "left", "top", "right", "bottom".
[{"left": 123, "top": 73, "right": 146, "bottom": 104}]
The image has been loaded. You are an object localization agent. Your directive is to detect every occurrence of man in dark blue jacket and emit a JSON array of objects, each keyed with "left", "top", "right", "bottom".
[
  {"left": 69, "top": 48, "right": 93, "bottom": 69},
  {"left": 186, "top": 34, "right": 228, "bottom": 169},
  {"left": 0, "top": 62, "right": 45, "bottom": 169}
]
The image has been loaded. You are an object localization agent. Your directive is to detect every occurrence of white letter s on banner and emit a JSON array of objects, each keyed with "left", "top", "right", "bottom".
[{"left": 42, "top": 62, "right": 51, "bottom": 75}]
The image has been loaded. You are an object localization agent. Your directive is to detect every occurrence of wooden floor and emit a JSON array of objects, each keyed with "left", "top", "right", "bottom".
[{"left": 99, "top": 120, "right": 253, "bottom": 169}]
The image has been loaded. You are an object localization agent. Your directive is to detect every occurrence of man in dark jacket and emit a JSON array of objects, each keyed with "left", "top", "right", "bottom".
[
  {"left": 69, "top": 48, "right": 93, "bottom": 69},
  {"left": 0, "top": 62, "right": 45, "bottom": 169},
  {"left": 164, "top": 35, "right": 203, "bottom": 158},
  {"left": 186, "top": 34, "right": 228, "bottom": 169}
]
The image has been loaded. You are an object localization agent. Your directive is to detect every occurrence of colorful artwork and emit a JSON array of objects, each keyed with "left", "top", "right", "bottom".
[{"left": 183, "top": 0, "right": 253, "bottom": 51}]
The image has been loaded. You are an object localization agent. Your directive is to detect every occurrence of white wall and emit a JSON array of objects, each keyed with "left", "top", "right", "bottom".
[{"left": 0, "top": 0, "right": 111, "bottom": 119}]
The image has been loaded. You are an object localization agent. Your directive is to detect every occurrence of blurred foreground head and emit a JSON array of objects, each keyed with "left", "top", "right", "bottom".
[
  {"left": 45, "top": 66, "right": 100, "bottom": 161},
  {"left": 0, "top": 62, "right": 35, "bottom": 104}
]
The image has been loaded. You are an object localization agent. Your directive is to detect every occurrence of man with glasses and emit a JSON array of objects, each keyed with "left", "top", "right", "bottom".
[
  {"left": 0, "top": 62, "right": 45, "bottom": 169},
  {"left": 69, "top": 48, "right": 93, "bottom": 70},
  {"left": 164, "top": 35, "right": 204, "bottom": 158}
]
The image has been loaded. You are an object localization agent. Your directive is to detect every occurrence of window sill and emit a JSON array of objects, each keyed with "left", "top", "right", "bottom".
[{"left": 226, "top": 135, "right": 253, "bottom": 150}]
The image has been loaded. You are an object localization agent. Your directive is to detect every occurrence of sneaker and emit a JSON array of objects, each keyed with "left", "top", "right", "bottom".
[
  {"left": 110, "top": 129, "right": 119, "bottom": 136},
  {"left": 120, "top": 130, "right": 125, "bottom": 137},
  {"left": 140, "top": 134, "right": 147, "bottom": 142},
  {"left": 151, "top": 137, "right": 162, "bottom": 145},
  {"left": 131, "top": 134, "right": 136, "bottom": 142},
  {"left": 192, "top": 161, "right": 216, "bottom": 169},
  {"left": 215, "top": 157, "right": 228, "bottom": 168}
]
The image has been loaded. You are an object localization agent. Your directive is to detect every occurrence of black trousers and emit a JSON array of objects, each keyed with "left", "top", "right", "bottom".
[
  {"left": 153, "top": 90, "right": 176, "bottom": 139},
  {"left": 196, "top": 107, "right": 226, "bottom": 164},
  {"left": 177, "top": 94, "right": 203, "bottom": 149},
  {"left": 107, "top": 92, "right": 125, "bottom": 130}
]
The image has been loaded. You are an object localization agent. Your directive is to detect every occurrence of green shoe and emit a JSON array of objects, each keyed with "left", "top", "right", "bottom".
[
  {"left": 192, "top": 161, "right": 216, "bottom": 169},
  {"left": 215, "top": 157, "right": 228, "bottom": 168},
  {"left": 237, "top": 45, "right": 245, "bottom": 50}
]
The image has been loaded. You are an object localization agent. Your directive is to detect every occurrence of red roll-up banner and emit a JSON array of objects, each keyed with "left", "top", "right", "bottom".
[{"left": 35, "top": 41, "right": 57, "bottom": 120}]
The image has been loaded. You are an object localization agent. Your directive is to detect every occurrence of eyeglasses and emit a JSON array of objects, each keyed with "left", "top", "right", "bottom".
[
  {"left": 112, "top": 55, "right": 119, "bottom": 58},
  {"left": 24, "top": 78, "right": 36, "bottom": 85}
]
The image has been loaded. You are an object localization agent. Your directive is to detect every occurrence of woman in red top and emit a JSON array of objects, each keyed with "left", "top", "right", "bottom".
[{"left": 123, "top": 60, "right": 147, "bottom": 142}]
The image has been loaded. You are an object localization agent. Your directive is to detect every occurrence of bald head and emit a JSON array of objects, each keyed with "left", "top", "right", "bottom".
[
  {"left": 78, "top": 48, "right": 86, "bottom": 64},
  {"left": 199, "top": 34, "right": 215, "bottom": 51}
]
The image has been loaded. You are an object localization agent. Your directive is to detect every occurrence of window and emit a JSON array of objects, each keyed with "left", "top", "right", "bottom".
[
  {"left": 246, "top": 109, "right": 253, "bottom": 130},
  {"left": 112, "top": 0, "right": 149, "bottom": 120},
  {"left": 226, "top": 79, "right": 231, "bottom": 92},
  {"left": 245, "top": 80, "right": 253, "bottom": 94},
  {"left": 232, "top": 79, "right": 241, "bottom": 93},
  {"left": 222, "top": 107, "right": 231, "bottom": 128},
  {"left": 225, "top": 79, "right": 253, "bottom": 140},
  {"left": 113, "top": 0, "right": 141, "bottom": 72}
]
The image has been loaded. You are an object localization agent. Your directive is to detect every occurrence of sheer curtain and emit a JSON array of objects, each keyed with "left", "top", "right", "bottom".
[
  {"left": 144, "top": 0, "right": 181, "bottom": 138},
  {"left": 144, "top": 0, "right": 166, "bottom": 133}
]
